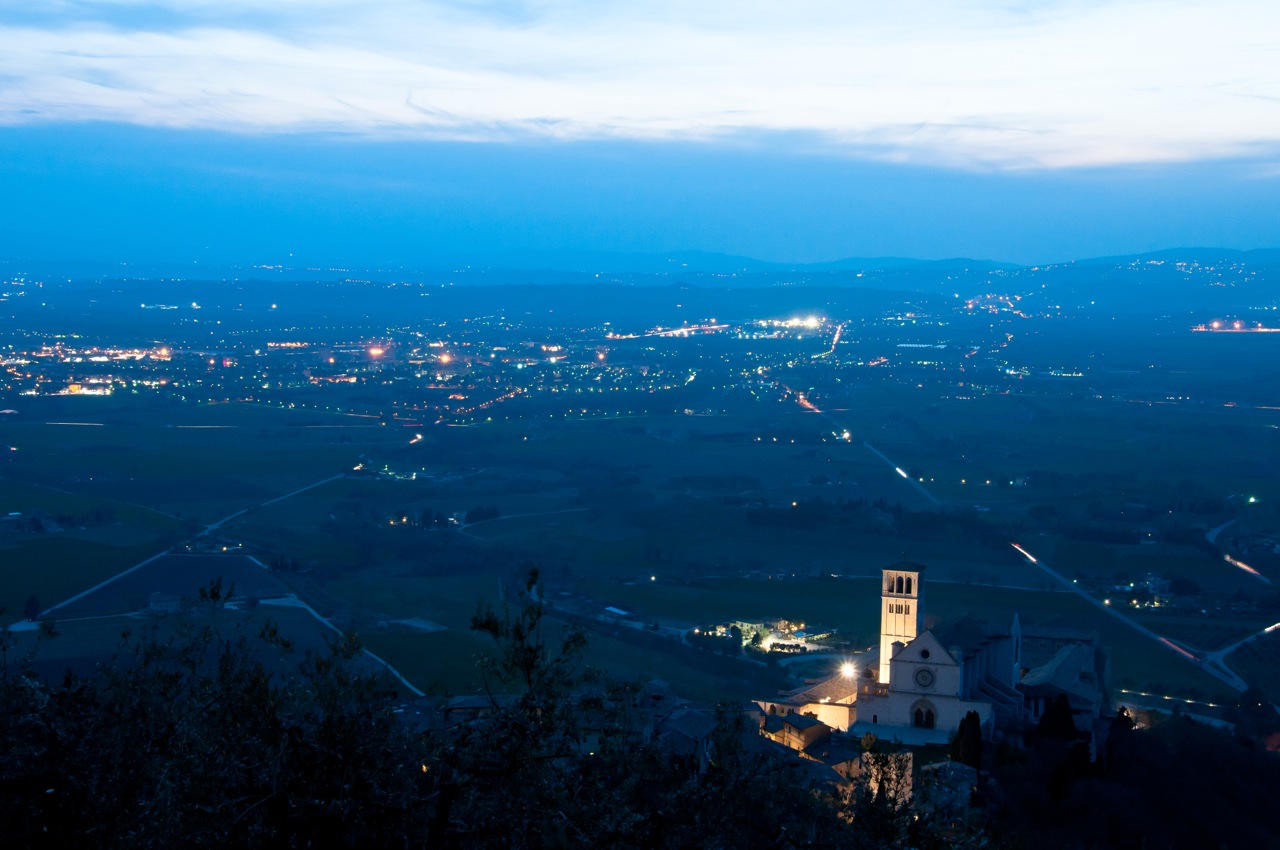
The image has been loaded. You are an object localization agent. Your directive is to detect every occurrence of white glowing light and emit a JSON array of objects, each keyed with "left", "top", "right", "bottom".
[{"left": 1010, "top": 542, "right": 1038, "bottom": 563}]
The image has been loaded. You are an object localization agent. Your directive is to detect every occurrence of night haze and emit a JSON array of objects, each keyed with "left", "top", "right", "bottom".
[
  {"left": 4, "top": 3, "right": 1280, "bottom": 849},
  {"left": 4, "top": 123, "right": 1280, "bottom": 268},
  {"left": 2, "top": 1, "right": 1279, "bottom": 267}
]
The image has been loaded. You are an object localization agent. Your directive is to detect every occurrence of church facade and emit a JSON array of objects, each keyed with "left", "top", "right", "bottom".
[{"left": 758, "top": 561, "right": 1107, "bottom": 747}]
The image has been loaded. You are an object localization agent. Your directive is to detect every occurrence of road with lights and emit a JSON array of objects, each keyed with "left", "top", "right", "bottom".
[{"left": 1009, "top": 541, "right": 1249, "bottom": 692}]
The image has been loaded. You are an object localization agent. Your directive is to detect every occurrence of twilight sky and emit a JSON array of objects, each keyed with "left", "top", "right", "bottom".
[{"left": 2, "top": 1, "right": 1279, "bottom": 267}]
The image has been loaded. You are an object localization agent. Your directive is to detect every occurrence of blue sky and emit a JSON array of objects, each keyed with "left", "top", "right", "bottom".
[{"left": 2, "top": 1, "right": 1279, "bottom": 266}]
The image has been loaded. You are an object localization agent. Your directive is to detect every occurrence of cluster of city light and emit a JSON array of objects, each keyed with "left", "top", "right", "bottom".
[
  {"left": 759, "top": 316, "right": 823, "bottom": 330},
  {"left": 1194, "top": 320, "right": 1279, "bottom": 333}
]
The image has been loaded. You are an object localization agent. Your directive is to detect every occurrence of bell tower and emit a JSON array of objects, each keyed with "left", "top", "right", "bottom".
[{"left": 879, "top": 562, "right": 923, "bottom": 684}]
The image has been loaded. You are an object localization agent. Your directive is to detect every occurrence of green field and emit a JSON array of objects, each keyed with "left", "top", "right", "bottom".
[
  {"left": 2, "top": 399, "right": 407, "bottom": 521},
  {"left": 47, "top": 554, "right": 291, "bottom": 619},
  {"left": 817, "top": 391, "right": 1280, "bottom": 509},
  {"left": 2, "top": 390, "right": 1270, "bottom": 709},
  {"left": 1224, "top": 632, "right": 1280, "bottom": 703},
  {"left": 1127, "top": 609, "right": 1274, "bottom": 655},
  {"left": 0, "top": 537, "right": 169, "bottom": 621}
]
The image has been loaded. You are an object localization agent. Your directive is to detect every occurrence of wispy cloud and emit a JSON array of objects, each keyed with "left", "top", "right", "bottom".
[{"left": 1, "top": 1, "right": 1278, "bottom": 168}]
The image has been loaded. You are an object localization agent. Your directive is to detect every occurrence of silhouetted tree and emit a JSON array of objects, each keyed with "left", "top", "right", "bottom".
[
  {"left": 0, "top": 573, "right": 999, "bottom": 849},
  {"left": 950, "top": 709, "right": 983, "bottom": 769},
  {"left": 1038, "top": 693, "right": 1078, "bottom": 741}
]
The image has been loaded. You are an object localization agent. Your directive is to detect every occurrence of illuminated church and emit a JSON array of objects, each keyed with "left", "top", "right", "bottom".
[{"left": 758, "top": 562, "right": 1107, "bottom": 746}]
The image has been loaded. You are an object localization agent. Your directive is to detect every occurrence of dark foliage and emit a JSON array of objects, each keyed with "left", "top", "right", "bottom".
[
  {"left": 993, "top": 711, "right": 1280, "bottom": 850},
  {"left": 464, "top": 504, "right": 500, "bottom": 524},
  {"left": 0, "top": 575, "right": 984, "bottom": 849},
  {"left": 1037, "top": 693, "right": 1079, "bottom": 741},
  {"left": 0, "top": 617, "right": 428, "bottom": 847},
  {"left": 950, "top": 710, "right": 983, "bottom": 769}
]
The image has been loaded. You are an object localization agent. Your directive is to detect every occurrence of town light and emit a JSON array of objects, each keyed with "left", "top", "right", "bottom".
[{"left": 841, "top": 662, "right": 856, "bottom": 678}]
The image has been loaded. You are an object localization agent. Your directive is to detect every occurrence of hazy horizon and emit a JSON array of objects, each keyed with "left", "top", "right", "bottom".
[{"left": 3, "top": 2, "right": 1278, "bottom": 271}]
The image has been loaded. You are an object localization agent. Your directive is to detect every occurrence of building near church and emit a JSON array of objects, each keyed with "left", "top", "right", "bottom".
[{"left": 757, "top": 561, "right": 1109, "bottom": 747}]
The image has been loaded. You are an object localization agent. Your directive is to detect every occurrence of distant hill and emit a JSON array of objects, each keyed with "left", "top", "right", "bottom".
[
  {"left": 1073, "top": 247, "right": 1280, "bottom": 267},
  {"left": 0, "top": 250, "right": 1024, "bottom": 284},
  {"left": 2, "top": 248, "right": 1276, "bottom": 314},
  {"left": 484, "top": 249, "right": 1021, "bottom": 275}
]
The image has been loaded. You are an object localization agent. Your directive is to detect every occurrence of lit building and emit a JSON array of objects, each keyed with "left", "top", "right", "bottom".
[{"left": 757, "top": 561, "right": 1109, "bottom": 747}]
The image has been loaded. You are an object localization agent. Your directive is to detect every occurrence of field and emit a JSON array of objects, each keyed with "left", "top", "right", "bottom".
[
  {"left": 3, "top": 363, "right": 1275, "bottom": 710},
  {"left": 1224, "top": 632, "right": 1280, "bottom": 704},
  {"left": 1, "top": 397, "right": 407, "bottom": 521},
  {"left": 49, "top": 554, "right": 292, "bottom": 619},
  {"left": 570, "top": 575, "right": 1236, "bottom": 703},
  {"left": 0, "top": 536, "right": 168, "bottom": 622},
  {"left": 3, "top": 552, "right": 398, "bottom": 692},
  {"left": 812, "top": 381, "right": 1280, "bottom": 512}
]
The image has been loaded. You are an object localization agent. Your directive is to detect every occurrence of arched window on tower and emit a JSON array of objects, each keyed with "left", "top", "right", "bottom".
[
  {"left": 895, "top": 576, "right": 904, "bottom": 594},
  {"left": 886, "top": 576, "right": 895, "bottom": 593},
  {"left": 905, "top": 577, "right": 912, "bottom": 595}
]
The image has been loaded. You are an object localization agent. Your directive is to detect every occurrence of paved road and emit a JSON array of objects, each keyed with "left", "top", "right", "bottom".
[
  {"left": 1206, "top": 518, "right": 1238, "bottom": 544},
  {"left": 200, "top": 474, "right": 345, "bottom": 535},
  {"left": 457, "top": 507, "right": 589, "bottom": 538},
  {"left": 37, "top": 549, "right": 172, "bottom": 618},
  {"left": 861, "top": 442, "right": 944, "bottom": 508},
  {"left": 772, "top": 378, "right": 945, "bottom": 509},
  {"left": 21, "top": 473, "right": 347, "bottom": 624},
  {"left": 256, "top": 588, "right": 425, "bottom": 697},
  {"left": 1201, "top": 620, "right": 1280, "bottom": 688},
  {"left": 1008, "top": 541, "right": 1249, "bottom": 692}
]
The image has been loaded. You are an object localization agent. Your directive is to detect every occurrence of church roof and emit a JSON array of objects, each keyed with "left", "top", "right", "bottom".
[
  {"left": 1020, "top": 643, "right": 1100, "bottom": 705},
  {"left": 780, "top": 674, "right": 860, "bottom": 706},
  {"left": 928, "top": 615, "right": 994, "bottom": 661},
  {"left": 1022, "top": 620, "right": 1100, "bottom": 644},
  {"left": 884, "top": 559, "right": 928, "bottom": 571}
]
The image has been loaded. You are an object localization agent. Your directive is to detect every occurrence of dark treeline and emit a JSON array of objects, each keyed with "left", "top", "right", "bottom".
[
  {"left": 0, "top": 576, "right": 976, "bottom": 849},
  {"left": 994, "top": 704, "right": 1280, "bottom": 850},
  {"left": 3, "top": 575, "right": 1280, "bottom": 848}
]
